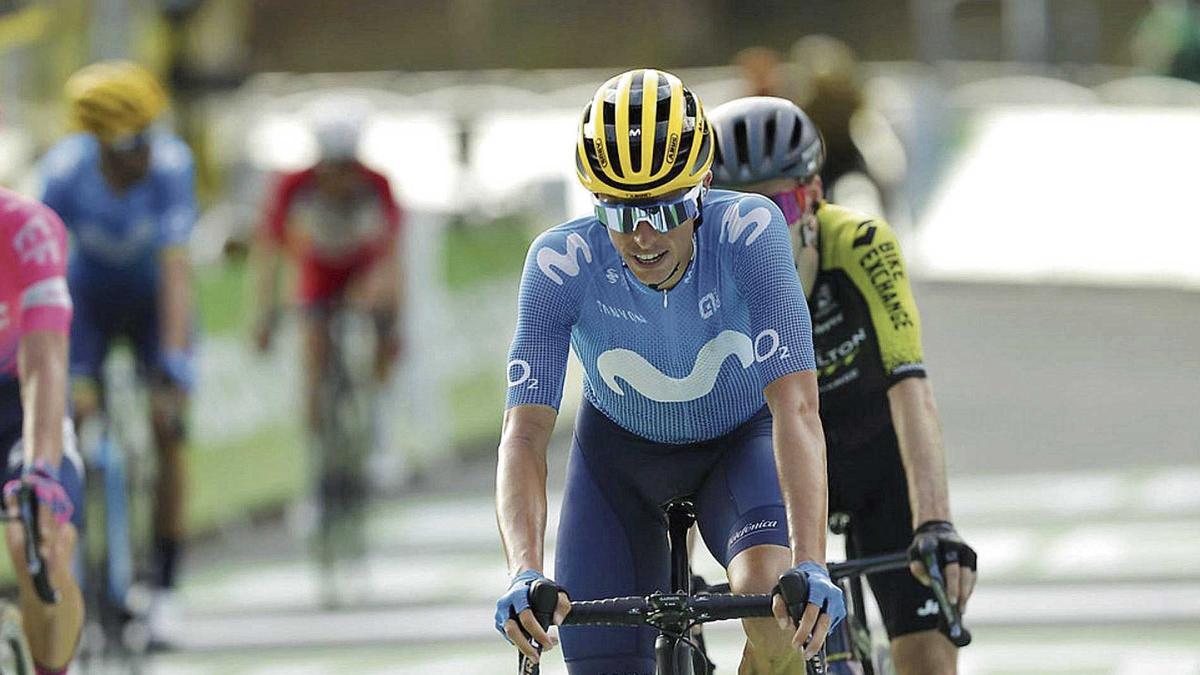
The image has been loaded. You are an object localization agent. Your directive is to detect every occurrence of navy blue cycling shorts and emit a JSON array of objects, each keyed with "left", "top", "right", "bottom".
[
  {"left": 0, "top": 379, "right": 86, "bottom": 532},
  {"left": 67, "top": 278, "right": 161, "bottom": 383},
  {"left": 555, "top": 399, "right": 789, "bottom": 675}
]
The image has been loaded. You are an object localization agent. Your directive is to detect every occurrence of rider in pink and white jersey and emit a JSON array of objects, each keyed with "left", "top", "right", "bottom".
[{"left": 0, "top": 187, "right": 85, "bottom": 675}]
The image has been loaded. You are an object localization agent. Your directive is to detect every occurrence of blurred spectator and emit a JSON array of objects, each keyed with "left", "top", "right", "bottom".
[
  {"left": 789, "top": 34, "right": 907, "bottom": 221},
  {"left": 734, "top": 46, "right": 788, "bottom": 97},
  {"left": 1131, "top": 0, "right": 1200, "bottom": 83}
]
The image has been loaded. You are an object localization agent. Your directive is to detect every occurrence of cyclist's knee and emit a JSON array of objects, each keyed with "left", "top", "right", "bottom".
[
  {"left": 69, "top": 378, "right": 100, "bottom": 421},
  {"left": 890, "top": 629, "right": 957, "bottom": 675},
  {"left": 727, "top": 543, "right": 791, "bottom": 595}
]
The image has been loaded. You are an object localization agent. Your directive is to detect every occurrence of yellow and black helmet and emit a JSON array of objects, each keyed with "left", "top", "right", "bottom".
[
  {"left": 576, "top": 69, "right": 714, "bottom": 201},
  {"left": 64, "top": 60, "right": 167, "bottom": 142}
]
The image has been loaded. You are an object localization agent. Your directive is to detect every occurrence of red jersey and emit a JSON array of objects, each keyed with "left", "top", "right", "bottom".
[{"left": 261, "top": 163, "right": 402, "bottom": 304}]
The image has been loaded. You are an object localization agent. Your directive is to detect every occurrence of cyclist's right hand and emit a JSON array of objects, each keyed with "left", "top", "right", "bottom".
[
  {"left": 2, "top": 462, "right": 78, "bottom": 602},
  {"left": 772, "top": 561, "right": 846, "bottom": 660},
  {"left": 494, "top": 570, "right": 570, "bottom": 663}
]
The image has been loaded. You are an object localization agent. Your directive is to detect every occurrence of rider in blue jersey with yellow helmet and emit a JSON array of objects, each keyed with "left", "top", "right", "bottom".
[
  {"left": 495, "top": 68, "right": 845, "bottom": 674},
  {"left": 38, "top": 60, "right": 196, "bottom": 644}
]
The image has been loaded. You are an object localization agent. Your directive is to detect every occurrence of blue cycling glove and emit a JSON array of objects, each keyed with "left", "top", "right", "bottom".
[
  {"left": 776, "top": 561, "right": 846, "bottom": 633},
  {"left": 159, "top": 348, "right": 195, "bottom": 393},
  {"left": 494, "top": 569, "right": 549, "bottom": 642}
]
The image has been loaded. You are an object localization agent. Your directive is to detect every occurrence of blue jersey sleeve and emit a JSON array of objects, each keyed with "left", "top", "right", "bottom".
[
  {"left": 721, "top": 194, "right": 816, "bottom": 384},
  {"left": 505, "top": 229, "right": 586, "bottom": 410},
  {"left": 37, "top": 141, "right": 83, "bottom": 228},
  {"left": 152, "top": 137, "right": 197, "bottom": 249}
]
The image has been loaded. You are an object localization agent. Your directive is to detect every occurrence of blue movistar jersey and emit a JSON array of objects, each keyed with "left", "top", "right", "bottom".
[
  {"left": 506, "top": 189, "right": 816, "bottom": 444},
  {"left": 39, "top": 131, "right": 196, "bottom": 301}
]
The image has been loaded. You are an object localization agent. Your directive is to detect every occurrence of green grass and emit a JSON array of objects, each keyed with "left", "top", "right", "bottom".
[
  {"left": 195, "top": 258, "right": 250, "bottom": 334},
  {"left": 442, "top": 214, "right": 534, "bottom": 291},
  {"left": 447, "top": 369, "right": 504, "bottom": 453}
]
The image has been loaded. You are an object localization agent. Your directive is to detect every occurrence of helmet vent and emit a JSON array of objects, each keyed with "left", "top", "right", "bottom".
[
  {"left": 733, "top": 119, "right": 750, "bottom": 168},
  {"left": 764, "top": 117, "right": 777, "bottom": 156}
]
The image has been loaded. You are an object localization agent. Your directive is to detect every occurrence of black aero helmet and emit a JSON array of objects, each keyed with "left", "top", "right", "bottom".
[{"left": 708, "top": 96, "right": 825, "bottom": 187}]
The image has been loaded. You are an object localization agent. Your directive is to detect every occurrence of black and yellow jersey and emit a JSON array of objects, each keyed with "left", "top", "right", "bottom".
[{"left": 809, "top": 202, "right": 926, "bottom": 446}]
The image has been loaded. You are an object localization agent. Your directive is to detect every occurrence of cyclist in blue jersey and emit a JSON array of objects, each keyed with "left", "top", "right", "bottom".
[
  {"left": 495, "top": 69, "right": 844, "bottom": 674},
  {"left": 39, "top": 61, "right": 196, "bottom": 644},
  {"left": 708, "top": 97, "right": 976, "bottom": 675}
]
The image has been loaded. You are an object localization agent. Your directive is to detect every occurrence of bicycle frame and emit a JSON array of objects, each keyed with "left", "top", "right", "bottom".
[{"left": 526, "top": 499, "right": 825, "bottom": 675}]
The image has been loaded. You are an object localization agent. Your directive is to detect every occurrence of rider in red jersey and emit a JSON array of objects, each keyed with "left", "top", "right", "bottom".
[{"left": 251, "top": 99, "right": 405, "bottom": 432}]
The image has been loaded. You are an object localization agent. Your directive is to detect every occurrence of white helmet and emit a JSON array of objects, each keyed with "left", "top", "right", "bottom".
[{"left": 306, "top": 95, "right": 371, "bottom": 162}]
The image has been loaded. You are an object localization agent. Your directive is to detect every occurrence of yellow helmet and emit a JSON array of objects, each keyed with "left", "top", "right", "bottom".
[
  {"left": 64, "top": 60, "right": 167, "bottom": 143},
  {"left": 576, "top": 69, "right": 714, "bottom": 201}
]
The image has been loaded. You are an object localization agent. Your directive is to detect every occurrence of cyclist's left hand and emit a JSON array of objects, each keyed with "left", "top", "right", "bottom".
[
  {"left": 907, "top": 520, "right": 978, "bottom": 614},
  {"left": 158, "top": 348, "right": 195, "bottom": 393},
  {"left": 772, "top": 561, "right": 846, "bottom": 660}
]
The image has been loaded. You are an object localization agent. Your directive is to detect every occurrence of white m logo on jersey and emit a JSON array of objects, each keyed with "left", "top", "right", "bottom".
[
  {"left": 537, "top": 233, "right": 592, "bottom": 285},
  {"left": 719, "top": 201, "right": 771, "bottom": 247},
  {"left": 597, "top": 330, "right": 756, "bottom": 402},
  {"left": 597, "top": 329, "right": 791, "bottom": 402}
]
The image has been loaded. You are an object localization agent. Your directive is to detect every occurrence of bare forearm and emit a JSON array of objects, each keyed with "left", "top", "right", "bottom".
[
  {"left": 888, "top": 377, "right": 951, "bottom": 526},
  {"left": 251, "top": 241, "right": 282, "bottom": 323},
  {"left": 773, "top": 408, "right": 828, "bottom": 565},
  {"left": 159, "top": 250, "right": 192, "bottom": 351},
  {"left": 17, "top": 332, "right": 68, "bottom": 467},
  {"left": 496, "top": 406, "right": 557, "bottom": 576},
  {"left": 765, "top": 373, "right": 828, "bottom": 566},
  {"left": 497, "top": 445, "right": 548, "bottom": 575}
]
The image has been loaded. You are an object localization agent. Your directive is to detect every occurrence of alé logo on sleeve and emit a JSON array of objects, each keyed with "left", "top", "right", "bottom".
[
  {"left": 719, "top": 199, "right": 771, "bottom": 247},
  {"left": 596, "top": 328, "right": 790, "bottom": 402},
  {"left": 536, "top": 232, "right": 592, "bottom": 285}
]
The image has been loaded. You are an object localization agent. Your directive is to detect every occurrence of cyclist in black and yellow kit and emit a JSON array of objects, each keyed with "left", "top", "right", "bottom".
[{"left": 708, "top": 97, "right": 977, "bottom": 675}]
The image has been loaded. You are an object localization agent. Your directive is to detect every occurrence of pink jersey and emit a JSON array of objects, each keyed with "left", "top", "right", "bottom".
[{"left": 0, "top": 188, "right": 72, "bottom": 379}]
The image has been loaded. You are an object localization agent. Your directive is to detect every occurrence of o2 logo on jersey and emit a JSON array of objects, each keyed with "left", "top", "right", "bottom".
[
  {"left": 537, "top": 233, "right": 592, "bottom": 285},
  {"left": 698, "top": 291, "right": 721, "bottom": 319},
  {"left": 596, "top": 328, "right": 791, "bottom": 403},
  {"left": 506, "top": 359, "right": 539, "bottom": 391},
  {"left": 719, "top": 200, "right": 771, "bottom": 247}
]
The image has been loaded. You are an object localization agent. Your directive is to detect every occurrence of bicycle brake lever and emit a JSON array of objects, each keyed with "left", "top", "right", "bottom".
[
  {"left": 18, "top": 484, "right": 58, "bottom": 605},
  {"left": 517, "top": 580, "right": 561, "bottom": 674},
  {"left": 918, "top": 541, "right": 971, "bottom": 648}
]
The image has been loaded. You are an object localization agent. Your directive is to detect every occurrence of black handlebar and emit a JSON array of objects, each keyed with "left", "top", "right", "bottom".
[
  {"left": 564, "top": 592, "right": 775, "bottom": 627},
  {"left": 17, "top": 484, "right": 58, "bottom": 604}
]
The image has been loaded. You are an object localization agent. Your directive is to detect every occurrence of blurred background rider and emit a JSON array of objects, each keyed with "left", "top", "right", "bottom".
[
  {"left": 251, "top": 96, "right": 404, "bottom": 444},
  {"left": 37, "top": 60, "right": 198, "bottom": 647}
]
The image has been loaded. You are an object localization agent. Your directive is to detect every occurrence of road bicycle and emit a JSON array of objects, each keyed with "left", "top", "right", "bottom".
[
  {"left": 309, "top": 304, "right": 380, "bottom": 608},
  {"left": 518, "top": 501, "right": 969, "bottom": 675},
  {"left": 76, "top": 349, "right": 157, "bottom": 670},
  {"left": 519, "top": 499, "right": 825, "bottom": 675}
]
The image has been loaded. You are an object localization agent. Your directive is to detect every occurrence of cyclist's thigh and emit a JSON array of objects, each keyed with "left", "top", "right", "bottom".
[
  {"left": 67, "top": 293, "right": 111, "bottom": 385},
  {"left": 694, "top": 406, "right": 789, "bottom": 567},
  {"left": 555, "top": 400, "right": 668, "bottom": 675},
  {"left": 850, "top": 427, "right": 938, "bottom": 640}
]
